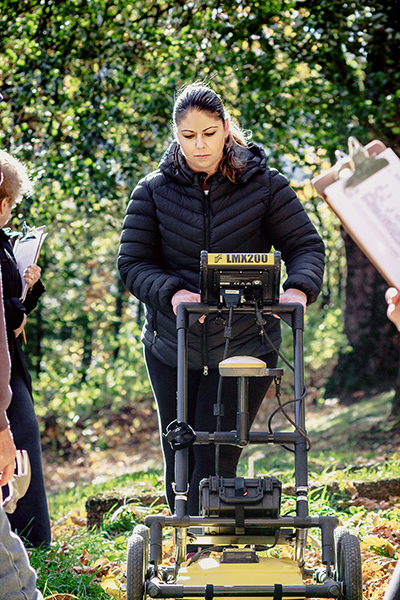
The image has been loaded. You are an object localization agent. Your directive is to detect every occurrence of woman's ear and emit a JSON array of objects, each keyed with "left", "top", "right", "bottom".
[
  {"left": 0, "top": 198, "right": 9, "bottom": 217},
  {"left": 224, "top": 118, "right": 230, "bottom": 139}
]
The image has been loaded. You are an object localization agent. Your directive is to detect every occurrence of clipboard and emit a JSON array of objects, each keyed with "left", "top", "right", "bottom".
[
  {"left": 13, "top": 222, "right": 47, "bottom": 301},
  {"left": 312, "top": 137, "right": 400, "bottom": 291}
]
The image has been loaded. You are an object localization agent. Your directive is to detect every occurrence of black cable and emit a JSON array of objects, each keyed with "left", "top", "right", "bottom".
[
  {"left": 269, "top": 380, "right": 312, "bottom": 452},
  {"left": 268, "top": 396, "right": 303, "bottom": 433},
  {"left": 253, "top": 300, "right": 311, "bottom": 451},
  {"left": 187, "top": 545, "right": 235, "bottom": 566},
  {"left": 254, "top": 301, "right": 294, "bottom": 372}
]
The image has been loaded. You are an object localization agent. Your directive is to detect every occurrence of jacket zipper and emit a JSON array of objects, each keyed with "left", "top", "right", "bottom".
[
  {"left": 152, "top": 310, "right": 158, "bottom": 344},
  {"left": 202, "top": 186, "right": 210, "bottom": 374}
]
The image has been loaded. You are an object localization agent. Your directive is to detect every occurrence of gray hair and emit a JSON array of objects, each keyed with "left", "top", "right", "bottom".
[{"left": 0, "top": 150, "right": 32, "bottom": 205}]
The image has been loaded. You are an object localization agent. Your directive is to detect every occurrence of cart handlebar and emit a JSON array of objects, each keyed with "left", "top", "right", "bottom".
[{"left": 176, "top": 302, "right": 304, "bottom": 331}]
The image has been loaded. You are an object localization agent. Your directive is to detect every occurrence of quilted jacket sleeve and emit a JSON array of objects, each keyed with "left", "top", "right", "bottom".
[
  {"left": 265, "top": 169, "right": 325, "bottom": 304},
  {"left": 118, "top": 177, "right": 190, "bottom": 312},
  {"left": 0, "top": 267, "right": 11, "bottom": 430}
]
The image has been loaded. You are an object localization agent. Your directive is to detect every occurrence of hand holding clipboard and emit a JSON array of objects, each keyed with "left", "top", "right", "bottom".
[
  {"left": 13, "top": 223, "right": 47, "bottom": 302},
  {"left": 12, "top": 223, "right": 47, "bottom": 341}
]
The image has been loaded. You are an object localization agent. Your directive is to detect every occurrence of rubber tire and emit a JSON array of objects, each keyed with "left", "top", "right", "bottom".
[
  {"left": 133, "top": 525, "right": 149, "bottom": 556},
  {"left": 334, "top": 526, "right": 350, "bottom": 579},
  {"left": 337, "top": 533, "right": 363, "bottom": 600},
  {"left": 127, "top": 533, "right": 145, "bottom": 600},
  {"left": 133, "top": 524, "right": 150, "bottom": 576}
]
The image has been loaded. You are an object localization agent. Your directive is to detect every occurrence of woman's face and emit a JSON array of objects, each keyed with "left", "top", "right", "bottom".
[{"left": 175, "top": 109, "right": 229, "bottom": 177}]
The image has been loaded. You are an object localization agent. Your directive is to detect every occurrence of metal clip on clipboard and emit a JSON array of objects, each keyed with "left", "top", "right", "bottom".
[
  {"left": 18, "top": 221, "right": 39, "bottom": 242},
  {"left": 344, "top": 137, "right": 389, "bottom": 190},
  {"left": 312, "top": 137, "right": 388, "bottom": 198}
]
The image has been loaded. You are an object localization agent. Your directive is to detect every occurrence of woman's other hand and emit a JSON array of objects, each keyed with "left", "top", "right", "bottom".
[
  {"left": 14, "top": 314, "right": 27, "bottom": 338},
  {"left": 386, "top": 288, "right": 400, "bottom": 332},
  {"left": 23, "top": 264, "right": 41, "bottom": 289},
  {"left": 0, "top": 427, "right": 16, "bottom": 488},
  {"left": 171, "top": 289, "right": 205, "bottom": 323},
  {"left": 279, "top": 288, "right": 307, "bottom": 312}
]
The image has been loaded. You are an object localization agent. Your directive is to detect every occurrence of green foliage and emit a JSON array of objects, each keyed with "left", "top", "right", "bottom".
[
  {"left": 101, "top": 504, "right": 140, "bottom": 535},
  {"left": 1, "top": 0, "right": 398, "bottom": 425},
  {"left": 34, "top": 314, "right": 152, "bottom": 426},
  {"left": 101, "top": 496, "right": 167, "bottom": 536}
]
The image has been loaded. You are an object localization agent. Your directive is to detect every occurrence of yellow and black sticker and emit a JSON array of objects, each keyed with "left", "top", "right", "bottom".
[{"left": 207, "top": 253, "right": 274, "bottom": 266}]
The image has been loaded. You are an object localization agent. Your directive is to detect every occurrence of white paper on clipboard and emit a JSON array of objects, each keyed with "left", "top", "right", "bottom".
[
  {"left": 13, "top": 225, "right": 47, "bottom": 301},
  {"left": 313, "top": 140, "right": 400, "bottom": 291}
]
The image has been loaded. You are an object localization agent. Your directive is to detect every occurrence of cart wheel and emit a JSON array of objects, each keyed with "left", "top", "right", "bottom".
[
  {"left": 133, "top": 524, "right": 150, "bottom": 556},
  {"left": 334, "top": 526, "right": 350, "bottom": 577},
  {"left": 337, "top": 533, "right": 363, "bottom": 600},
  {"left": 127, "top": 533, "right": 146, "bottom": 600}
]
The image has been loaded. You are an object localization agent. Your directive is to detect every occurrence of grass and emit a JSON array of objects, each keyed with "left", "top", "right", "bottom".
[
  {"left": 48, "top": 469, "right": 163, "bottom": 521},
  {"left": 32, "top": 470, "right": 168, "bottom": 599},
  {"left": 30, "top": 546, "right": 110, "bottom": 599},
  {"left": 239, "top": 389, "right": 400, "bottom": 479},
  {"left": 31, "top": 389, "right": 400, "bottom": 599}
]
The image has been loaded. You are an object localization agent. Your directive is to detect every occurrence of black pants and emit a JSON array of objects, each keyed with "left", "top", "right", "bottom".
[
  {"left": 6, "top": 363, "right": 51, "bottom": 548},
  {"left": 145, "top": 348, "right": 277, "bottom": 515}
]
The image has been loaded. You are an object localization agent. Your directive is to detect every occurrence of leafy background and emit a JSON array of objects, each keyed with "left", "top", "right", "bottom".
[{"left": 1, "top": 0, "right": 400, "bottom": 597}]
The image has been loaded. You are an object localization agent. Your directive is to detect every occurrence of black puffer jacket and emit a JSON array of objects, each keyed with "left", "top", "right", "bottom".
[{"left": 118, "top": 142, "right": 325, "bottom": 369}]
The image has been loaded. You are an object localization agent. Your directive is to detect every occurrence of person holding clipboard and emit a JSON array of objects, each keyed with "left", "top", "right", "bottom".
[
  {"left": 313, "top": 137, "right": 400, "bottom": 600},
  {"left": 0, "top": 149, "right": 51, "bottom": 548}
]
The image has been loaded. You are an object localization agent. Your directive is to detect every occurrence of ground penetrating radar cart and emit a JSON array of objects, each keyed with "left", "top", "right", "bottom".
[{"left": 125, "top": 251, "right": 363, "bottom": 600}]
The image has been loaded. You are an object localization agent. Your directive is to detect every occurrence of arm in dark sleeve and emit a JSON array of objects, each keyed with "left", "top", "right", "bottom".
[
  {"left": 4, "top": 297, "right": 26, "bottom": 332},
  {"left": 0, "top": 267, "right": 12, "bottom": 430},
  {"left": 118, "top": 179, "right": 189, "bottom": 312},
  {"left": 23, "top": 279, "right": 45, "bottom": 315},
  {"left": 3, "top": 280, "right": 44, "bottom": 332},
  {"left": 265, "top": 169, "right": 325, "bottom": 304}
]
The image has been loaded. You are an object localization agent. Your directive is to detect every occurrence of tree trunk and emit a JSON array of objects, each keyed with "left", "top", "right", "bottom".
[
  {"left": 80, "top": 312, "right": 92, "bottom": 384},
  {"left": 113, "top": 276, "right": 125, "bottom": 360},
  {"left": 325, "top": 228, "right": 400, "bottom": 404},
  {"left": 34, "top": 302, "right": 43, "bottom": 376}
]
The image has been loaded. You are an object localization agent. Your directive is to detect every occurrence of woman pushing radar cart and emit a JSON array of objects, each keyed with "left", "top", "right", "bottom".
[
  {"left": 118, "top": 83, "right": 361, "bottom": 598},
  {"left": 125, "top": 252, "right": 363, "bottom": 600}
]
